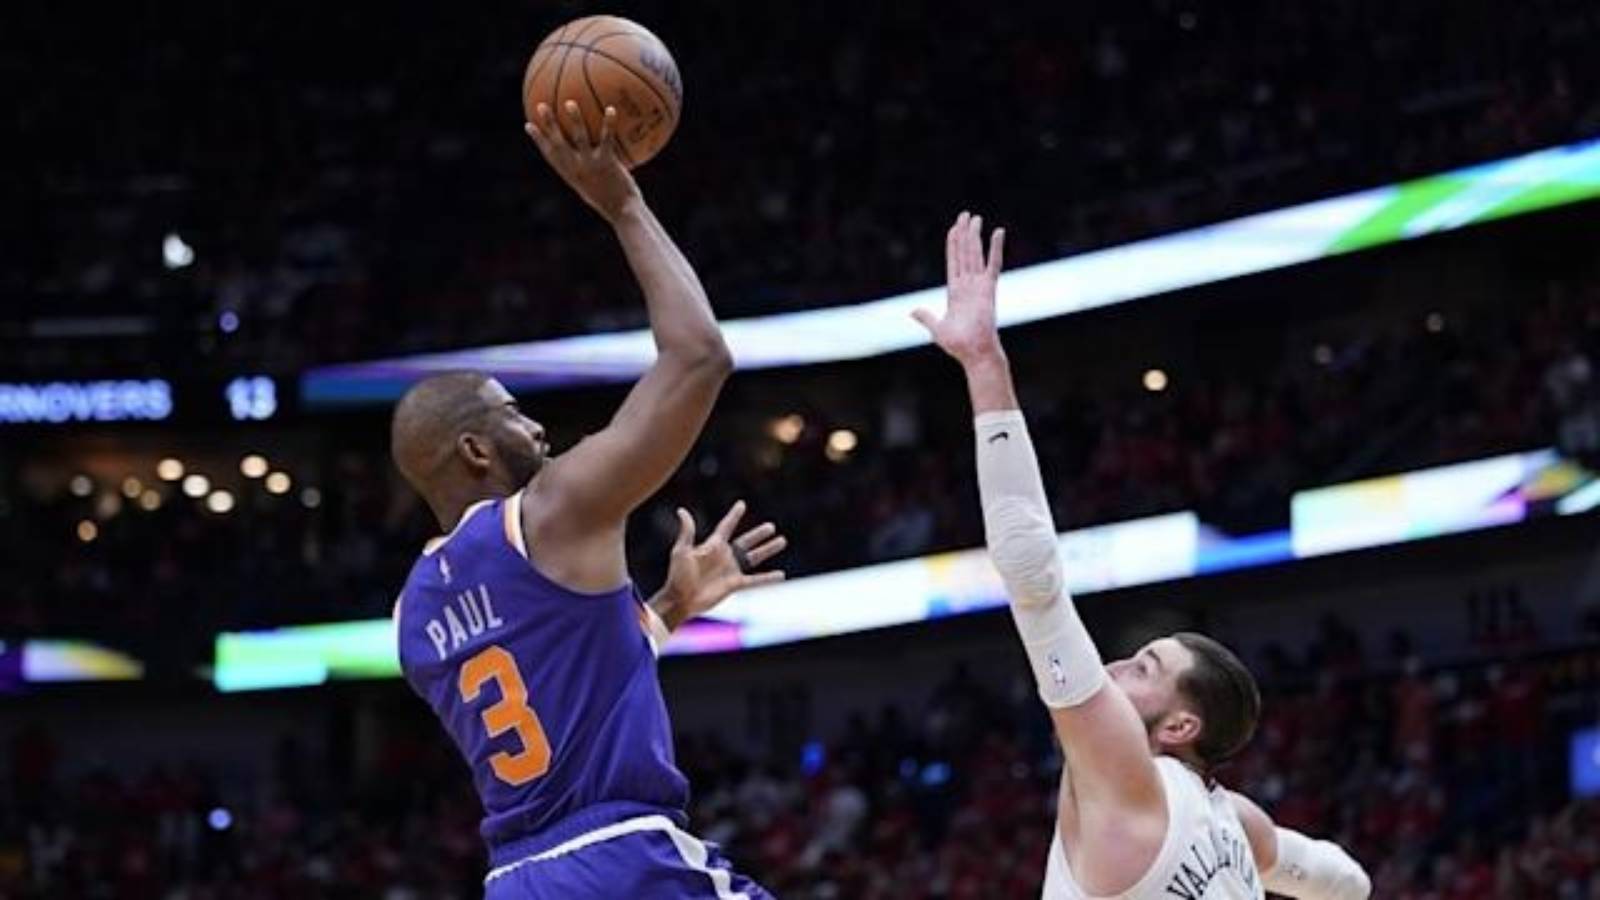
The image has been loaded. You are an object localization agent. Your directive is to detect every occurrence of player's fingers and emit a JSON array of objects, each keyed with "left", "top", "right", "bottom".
[
  {"left": 987, "top": 227, "right": 1006, "bottom": 278},
  {"left": 910, "top": 308, "right": 938, "bottom": 333},
  {"left": 535, "top": 104, "right": 569, "bottom": 156},
  {"left": 563, "top": 100, "right": 594, "bottom": 150},
  {"left": 734, "top": 522, "right": 777, "bottom": 550},
  {"left": 966, "top": 215, "right": 985, "bottom": 274},
  {"left": 527, "top": 109, "right": 552, "bottom": 148},
  {"left": 597, "top": 106, "right": 618, "bottom": 159},
  {"left": 744, "top": 536, "right": 788, "bottom": 567},
  {"left": 711, "top": 499, "right": 747, "bottom": 542},
  {"left": 524, "top": 122, "right": 554, "bottom": 159},
  {"left": 673, "top": 508, "right": 696, "bottom": 551},
  {"left": 947, "top": 214, "right": 964, "bottom": 280},
  {"left": 739, "top": 570, "right": 787, "bottom": 589}
]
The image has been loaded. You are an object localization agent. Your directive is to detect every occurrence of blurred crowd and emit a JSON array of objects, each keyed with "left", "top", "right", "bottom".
[
  {"left": 2, "top": 623, "right": 1597, "bottom": 898},
  {"left": 11, "top": 261, "right": 1598, "bottom": 646},
  {"left": 6, "top": 0, "right": 1600, "bottom": 371}
]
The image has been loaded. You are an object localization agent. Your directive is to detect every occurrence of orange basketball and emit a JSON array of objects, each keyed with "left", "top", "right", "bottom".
[{"left": 523, "top": 16, "right": 683, "bottom": 169}]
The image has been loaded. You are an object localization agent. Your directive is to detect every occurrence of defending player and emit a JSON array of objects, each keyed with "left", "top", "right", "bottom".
[
  {"left": 913, "top": 213, "right": 1372, "bottom": 900},
  {"left": 390, "top": 103, "right": 782, "bottom": 898}
]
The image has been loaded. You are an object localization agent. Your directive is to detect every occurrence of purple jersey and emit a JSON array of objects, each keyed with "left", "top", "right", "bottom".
[{"left": 396, "top": 491, "right": 690, "bottom": 868}]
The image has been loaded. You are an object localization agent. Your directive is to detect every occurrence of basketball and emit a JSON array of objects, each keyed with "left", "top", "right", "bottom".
[{"left": 523, "top": 16, "right": 683, "bottom": 169}]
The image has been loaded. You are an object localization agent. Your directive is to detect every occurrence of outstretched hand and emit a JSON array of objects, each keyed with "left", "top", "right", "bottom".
[
  {"left": 524, "top": 101, "right": 642, "bottom": 223},
  {"left": 912, "top": 211, "right": 1006, "bottom": 365},
  {"left": 659, "top": 500, "right": 786, "bottom": 630}
]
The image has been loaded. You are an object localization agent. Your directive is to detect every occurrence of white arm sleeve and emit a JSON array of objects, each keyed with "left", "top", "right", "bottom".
[
  {"left": 975, "top": 411, "right": 1105, "bottom": 708},
  {"left": 1262, "top": 828, "right": 1372, "bottom": 900}
]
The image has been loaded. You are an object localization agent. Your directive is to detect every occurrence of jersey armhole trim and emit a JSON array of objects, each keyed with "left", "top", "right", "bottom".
[
  {"left": 391, "top": 594, "right": 406, "bottom": 667},
  {"left": 501, "top": 488, "right": 635, "bottom": 598},
  {"left": 504, "top": 489, "right": 530, "bottom": 560}
]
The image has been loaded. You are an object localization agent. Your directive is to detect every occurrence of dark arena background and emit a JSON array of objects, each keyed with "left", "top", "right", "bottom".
[{"left": 5, "top": 1, "right": 1600, "bottom": 897}]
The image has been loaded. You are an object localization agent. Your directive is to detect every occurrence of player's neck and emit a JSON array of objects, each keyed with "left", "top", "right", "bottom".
[
  {"left": 430, "top": 484, "right": 505, "bottom": 533},
  {"left": 1163, "top": 748, "right": 1210, "bottom": 783}
]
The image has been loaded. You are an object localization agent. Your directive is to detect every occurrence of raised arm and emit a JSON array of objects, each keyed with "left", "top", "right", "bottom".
[
  {"left": 520, "top": 103, "right": 732, "bottom": 588},
  {"left": 1230, "top": 790, "right": 1372, "bottom": 900},
  {"left": 914, "top": 213, "right": 1166, "bottom": 892}
]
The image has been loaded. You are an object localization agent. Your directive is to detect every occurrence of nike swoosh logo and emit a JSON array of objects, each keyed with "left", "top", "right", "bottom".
[{"left": 988, "top": 431, "right": 1010, "bottom": 443}]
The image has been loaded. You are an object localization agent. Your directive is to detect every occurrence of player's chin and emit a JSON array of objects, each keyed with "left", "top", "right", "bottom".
[{"left": 506, "top": 451, "right": 546, "bottom": 487}]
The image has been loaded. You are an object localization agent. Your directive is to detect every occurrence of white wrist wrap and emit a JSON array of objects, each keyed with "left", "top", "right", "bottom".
[
  {"left": 976, "top": 411, "right": 1105, "bottom": 709},
  {"left": 643, "top": 603, "right": 672, "bottom": 658},
  {"left": 1263, "top": 828, "right": 1372, "bottom": 900}
]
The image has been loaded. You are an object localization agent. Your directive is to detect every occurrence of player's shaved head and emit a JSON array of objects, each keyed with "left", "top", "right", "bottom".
[
  {"left": 391, "top": 372, "right": 548, "bottom": 528},
  {"left": 392, "top": 371, "right": 495, "bottom": 488}
]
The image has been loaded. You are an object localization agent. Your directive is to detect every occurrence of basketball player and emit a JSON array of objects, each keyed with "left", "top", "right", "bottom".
[
  {"left": 913, "top": 213, "right": 1372, "bottom": 900},
  {"left": 390, "top": 102, "right": 781, "bottom": 898}
]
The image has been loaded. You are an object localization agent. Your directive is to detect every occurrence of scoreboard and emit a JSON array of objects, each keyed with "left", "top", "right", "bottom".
[{"left": 0, "top": 375, "right": 289, "bottom": 426}]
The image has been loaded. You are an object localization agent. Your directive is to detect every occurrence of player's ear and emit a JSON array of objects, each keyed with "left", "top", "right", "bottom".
[
  {"left": 457, "top": 432, "right": 494, "bottom": 474},
  {"left": 1156, "top": 709, "right": 1203, "bottom": 751}
]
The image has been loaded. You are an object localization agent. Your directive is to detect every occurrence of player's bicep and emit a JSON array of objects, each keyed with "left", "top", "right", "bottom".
[
  {"left": 1049, "top": 682, "right": 1165, "bottom": 815},
  {"left": 1228, "top": 789, "right": 1280, "bottom": 872},
  {"left": 541, "top": 351, "right": 728, "bottom": 525}
]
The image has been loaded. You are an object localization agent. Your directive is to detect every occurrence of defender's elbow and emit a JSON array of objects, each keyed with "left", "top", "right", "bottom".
[
  {"left": 658, "top": 336, "right": 733, "bottom": 388},
  {"left": 1349, "top": 866, "right": 1373, "bottom": 900},
  {"left": 680, "top": 336, "right": 733, "bottom": 378}
]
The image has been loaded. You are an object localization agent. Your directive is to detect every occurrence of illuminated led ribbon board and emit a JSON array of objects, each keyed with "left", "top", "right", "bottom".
[
  {"left": 212, "top": 448, "right": 1594, "bottom": 691},
  {"left": 0, "top": 640, "right": 145, "bottom": 691},
  {"left": 302, "top": 139, "right": 1600, "bottom": 406}
]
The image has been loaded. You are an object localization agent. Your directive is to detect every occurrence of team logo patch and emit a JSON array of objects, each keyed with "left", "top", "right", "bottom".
[{"left": 1048, "top": 653, "right": 1066, "bottom": 685}]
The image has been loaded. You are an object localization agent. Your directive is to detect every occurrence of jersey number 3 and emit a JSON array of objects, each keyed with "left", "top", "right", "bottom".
[{"left": 459, "top": 645, "right": 552, "bottom": 785}]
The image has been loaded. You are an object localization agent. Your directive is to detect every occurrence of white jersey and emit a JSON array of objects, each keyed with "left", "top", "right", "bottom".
[{"left": 1043, "top": 756, "right": 1264, "bottom": 900}]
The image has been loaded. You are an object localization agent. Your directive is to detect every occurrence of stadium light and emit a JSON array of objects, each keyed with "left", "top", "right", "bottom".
[
  {"left": 182, "top": 474, "right": 210, "bottom": 498},
  {"left": 162, "top": 233, "right": 195, "bottom": 270},
  {"left": 121, "top": 477, "right": 143, "bottom": 499},
  {"left": 69, "top": 475, "right": 93, "bottom": 497},
  {"left": 770, "top": 414, "right": 805, "bottom": 445},
  {"left": 138, "top": 489, "right": 162, "bottom": 512},
  {"left": 825, "top": 429, "right": 857, "bottom": 462},
  {"left": 157, "top": 458, "right": 185, "bottom": 481},
  {"left": 1143, "top": 369, "right": 1169, "bottom": 392},
  {"left": 265, "top": 472, "right": 292, "bottom": 495},
  {"left": 95, "top": 493, "right": 122, "bottom": 520},
  {"left": 76, "top": 520, "right": 98, "bottom": 543},
  {"left": 206, "top": 490, "right": 235, "bottom": 514},
  {"left": 240, "top": 455, "right": 269, "bottom": 478}
]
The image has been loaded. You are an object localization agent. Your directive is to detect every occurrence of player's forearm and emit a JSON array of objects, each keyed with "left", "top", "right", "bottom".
[
  {"left": 643, "top": 589, "right": 680, "bottom": 653},
  {"left": 610, "top": 199, "right": 731, "bottom": 365},
  {"left": 972, "top": 389, "right": 1106, "bottom": 710},
  {"left": 647, "top": 585, "right": 688, "bottom": 631},
  {"left": 1262, "top": 828, "right": 1372, "bottom": 900},
  {"left": 968, "top": 349, "right": 1057, "bottom": 605}
]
